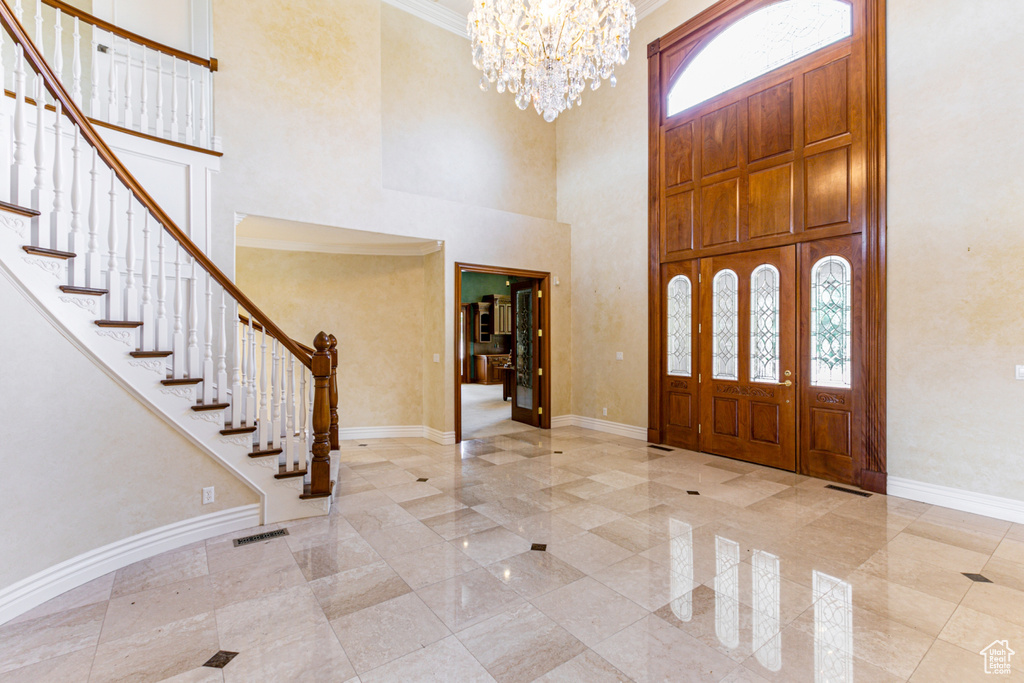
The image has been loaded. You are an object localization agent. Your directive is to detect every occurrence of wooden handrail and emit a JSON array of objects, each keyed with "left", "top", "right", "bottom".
[
  {"left": 39, "top": 0, "right": 217, "bottom": 71},
  {"left": 238, "top": 313, "right": 314, "bottom": 358},
  {"left": 0, "top": 3, "right": 310, "bottom": 368}
]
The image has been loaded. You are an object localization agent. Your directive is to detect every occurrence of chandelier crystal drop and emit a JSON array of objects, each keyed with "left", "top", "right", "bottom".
[{"left": 468, "top": 0, "right": 637, "bottom": 122}]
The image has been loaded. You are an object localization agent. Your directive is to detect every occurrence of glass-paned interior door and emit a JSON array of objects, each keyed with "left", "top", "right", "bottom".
[
  {"left": 511, "top": 280, "right": 541, "bottom": 426},
  {"left": 662, "top": 260, "right": 700, "bottom": 450},
  {"left": 699, "top": 246, "right": 797, "bottom": 470}
]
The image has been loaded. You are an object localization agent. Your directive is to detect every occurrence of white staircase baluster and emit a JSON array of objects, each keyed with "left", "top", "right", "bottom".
[
  {"left": 107, "top": 36, "right": 117, "bottom": 125},
  {"left": 170, "top": 60, "right": 179, "bottom": 141},
  {"left": 52, "top": 8, "right": 63, "bottom": 86},
  {"left": 247, "top": 318, "right": 256, "bottom": 429},
  {"left": 105, "top": 171, "right": 120, "bottom": 319},
  {"left": 187, "top": 259, "right": 199, "bottom": 376},
  {"left": 139, "top": 49, "right": 149, "bottom": 134},
  {"left": 123, "top": 45, "right": 133, "bottom": 130},
  {"left": 140, "top": 213, "right": 154, "bottom": 349},
  {"left": 33, "top": 0, "right": 42, "bottom": 51},
  {"left": 0, "top": 15, "right": 4, "bottom": 94},
  {"left": 199, "top": 69, "right": 208, "bottom": 148},
  {"left": 50, "top": 101, "right": 64, "bottom": 254},
  {"left": 259, "top": 327, "right": 269, "bottom": 450},
  {"left": 69, "top": 125, "right": 84, "bottom": 285},
  {"left": 11, "top": 46, "right": 27, "bottom": 205},
  {"left": 31, "top": 76, "right": 48, "bottom": 248},
  {"left": 14, "top": 0, "right": 22, "bottom": 24},
  {"left": 172, "top": 244, "right": 185, "bottom": 377},
  {"left": 286, "top": 354, "right": 296, "bottom": 472},
  {"left": 71, "top": 17, "right": 82, "bottom": 107},
  {"left": 89, "top": 29, "right": 100, "bottom": 117},
  {"left": 155, "top": 226, "right": 167, "bottom": 349},
  {"left": 299, "top": 366, "right": 308, "bottom": 472},
  {"left": 155, "top": 55, "right": 164, "bottom": 138},
  {"left": 202, "top": 273, "right": 214, "bottom": 403},
  {"left": 229, "top": 300, "right": 241, "bottom": 425},
  {"left": 86, "top": 148, "right": 101, "bottom": 287},
  {"left": 271, "top": 339, "right": 280, "bottom": 451},
  {"left": 184, "top": 68, "right": 194, "bottom": 145},
  {"left": 123, "top": 199, "right": 137, "bottom": 320},
  {"left": 217, "top": 289, "right": 229, "bottom": 404},
  {"left": 277, "top": 344, "right": 287, "bottom": 454}
]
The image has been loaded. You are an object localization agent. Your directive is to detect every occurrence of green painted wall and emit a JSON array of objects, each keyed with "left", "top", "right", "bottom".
[{"left": 460, "top": 272, "right": 511, "bottom": 303}]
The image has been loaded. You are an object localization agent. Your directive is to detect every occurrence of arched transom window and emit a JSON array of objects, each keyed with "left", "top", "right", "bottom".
[{"left": 667, "top": 0, "right": 852, "bottom": 116}]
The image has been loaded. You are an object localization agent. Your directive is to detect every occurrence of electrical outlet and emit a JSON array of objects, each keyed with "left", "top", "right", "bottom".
[
  {"left": 1016, "top": 365, "right": 1024, "bottom": 380},
  {"left": 615, "top": 352, "right": 623, "bottom": 360},
  {"left": 433, "top": 353, "right": 440, "bottom": 363},
  {"left": 202, "top": 487, "right": 215, "bottom": 505},
  {"left": 602, "top": 407, "right": 608, "bottom": 416}
]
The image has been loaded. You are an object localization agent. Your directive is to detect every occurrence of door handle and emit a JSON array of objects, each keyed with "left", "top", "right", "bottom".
[{"left": 779, "top": 380, "right": 792, "bottom": 387}]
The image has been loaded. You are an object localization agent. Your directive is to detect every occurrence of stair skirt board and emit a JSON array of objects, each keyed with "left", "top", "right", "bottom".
[
  {"left": 0, "top": 504, "right": 260, "bottom": 626},
  {"left": 338, "top": 425, "right": 455, "bottom": 445}
]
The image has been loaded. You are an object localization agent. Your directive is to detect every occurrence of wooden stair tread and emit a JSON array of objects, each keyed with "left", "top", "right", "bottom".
[
  {"left": 130, "top": 350, "right": 173, "bottom": 358},
  {"left": 220, "top": 425, "right": 257, "bottom": 435},
  {"left": 191, "top": 402, "right": 229, "bottom": 412},
  {"left": 249, "top": 448, "right": 283, "bottom": 458},
  {"left": 59, "top": 285, "right": 108, "bottom": 296},
  {"left": 300, "top": 481, "right": 335, "bottom": 500},
  {"left": 275, "top": 466, "right": 307, "bottom": 480},
  {"left": 0, "top": 200, "right": 40, "bottom": 217},
  {"left": 23, "top": 245, "right": 75, "bottom": 259},
  {"left": 95, "top": 320, "right": 143, "bottom": 328},
  {"left": 161, "top": 377, "right": 202, "bottom": 386}
]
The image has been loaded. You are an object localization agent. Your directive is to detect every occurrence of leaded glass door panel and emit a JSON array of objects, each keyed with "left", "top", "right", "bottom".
[
  {"left": 510, "top": 280, "right": 541, "bottom": 427},
  {"left": 699, "top": 246, "right": 797, "bottom": 470},
  {"left": 662, "top": 260, "right": 700, "bottom": 449}
]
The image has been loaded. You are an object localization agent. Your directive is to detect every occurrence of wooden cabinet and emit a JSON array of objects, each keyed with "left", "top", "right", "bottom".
[
  {"left": 484, "top": 295, "right": 512, "bottom": 335},
  {"left": 473, "top": 354, "right": 510, "bottom": 385},
  {"left": 471, "top": 302, "right": 492, "bottom": 343}
]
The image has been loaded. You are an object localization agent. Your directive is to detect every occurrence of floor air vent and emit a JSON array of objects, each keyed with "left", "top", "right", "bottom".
[
  {"left": 648, "top": 445, "right": 673, "bottom": 452},
  {"left": 233, "top": 528, "right": 289, "bottom": 547},
  {"left": 824, "top": 484, "right": 872, "bottom": 498}
]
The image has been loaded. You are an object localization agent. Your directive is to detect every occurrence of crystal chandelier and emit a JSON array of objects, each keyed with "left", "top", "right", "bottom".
[{"left": 468, "top": 0, "right": 637, "bottom": 122}]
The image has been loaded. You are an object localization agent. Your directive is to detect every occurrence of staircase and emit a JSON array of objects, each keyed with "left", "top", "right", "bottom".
[{"left": 0, "top": 2, "right": 337, "bottom": 524}]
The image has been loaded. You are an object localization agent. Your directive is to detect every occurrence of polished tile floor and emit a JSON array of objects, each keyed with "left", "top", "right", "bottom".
[
  {"left": 460, "top": 383, "right": 533, "bottom": 440},
  {"left": 3, "top": 427, "right": 1024, "bottom": 682}
]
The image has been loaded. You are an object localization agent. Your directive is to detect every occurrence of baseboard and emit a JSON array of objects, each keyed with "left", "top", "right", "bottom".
[
  {"left": 550, "top": 415, "right": 648, "bottom": 441},
  {"left": 424, "top": 427, "right": 456, "bottom": 446},
  {"left": 0, "top": 504, "right": 260, "bottom": 626},
  {"left": 887, "top": 477, "right": 1024, "bottom": 525},
  {"left": 336, "top": 425, "right": 426, "bottom": 440}
]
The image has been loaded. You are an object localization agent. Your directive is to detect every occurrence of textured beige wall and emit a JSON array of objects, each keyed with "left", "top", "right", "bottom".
[
  {"left": 558, "top": 0, "right": 1024, "bottom": 501},
  {"left": 0, "top": 276, "right": 257, "bottom": 589},
  {"left": 212, "top": 0, "right": 572, "bottom": 434},
  {"left": 235, "top": 247, "right": 427, "bottom": 428},
  {"left": 381, "top": 6, "right": 557, "bottom": 220}
]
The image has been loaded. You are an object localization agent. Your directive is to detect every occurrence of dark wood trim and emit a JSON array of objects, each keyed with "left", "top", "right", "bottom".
[
  {"left": 191, "top": 402, "right": 229, "bottom": 411},
  {"left": 0, "top": 199, "right": 40, "bottom": 216},
  {"left": 220, "top": 425, "right": 256, "bottom": 435},
  {"left": 40, "top": 0, "right": 217, "bottom": 71},
  {"left": 647, "top": 34, "right": 663, "bottom": 444},
  {"left": 161, "top": 377, "right": 203, "bottom": 386},
  {"left": 3, "top": 89, "right": 223, "bottom": 157},
  {"left": 0, "top": 2, "right": 310, "bottom": 369},
  {"left": 308, "top": 332, "right": 333, "bottom": 496},
  {"left": 59, "top": 285, "right": 107, "bottom": 295},
  {"left": 454, "top": 263, "right": 552, "bottom": 443},
  {"left": 22, "top": 245, "right": 74, "bottom": 259},
  {"left": 94, "top": 319, "right": 143, "bottom": 328},
  {"left": 130, "top": 350, "right": 172, "bottom": 358}
]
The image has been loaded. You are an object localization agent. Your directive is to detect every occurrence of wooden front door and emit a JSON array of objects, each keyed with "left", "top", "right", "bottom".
[
  {"left": 510, "top": 280, "right": 541, "bottom": 426},
  {"left": 699, "top": 245, "right": 797, "bottom": 470}
]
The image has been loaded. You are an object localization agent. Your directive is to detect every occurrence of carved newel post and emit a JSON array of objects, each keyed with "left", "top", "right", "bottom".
[
  {"left": 304, "top": 331, "right": 333, "bottom": 498},
  {"left": 329, "top": 333, "right": 339, "bottom": 450}
]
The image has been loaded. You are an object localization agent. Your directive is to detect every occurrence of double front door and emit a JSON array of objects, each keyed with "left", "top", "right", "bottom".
[{"left": 662, "top": 238, "right": 859, "bottom": 481}]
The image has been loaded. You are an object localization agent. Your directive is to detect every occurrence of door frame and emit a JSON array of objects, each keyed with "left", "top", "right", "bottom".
[
  {"left": 646, "top": 0, "right": 887, "bottom": 492},
  {"left": 454, "top": 263, "right": 552, "bottom": 443}
]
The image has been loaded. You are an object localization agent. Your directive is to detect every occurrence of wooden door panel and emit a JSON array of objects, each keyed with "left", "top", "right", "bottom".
[
  {"left": 713, "top": 398, "right": 740, "bottom": 438},
  {"left": 511, "top": 281, "right": 541, "bottom": 427},
  {"left": 701, "top": 179, "right": 740, "bottom": 246},
  {"left": 805, "top": 148, "right": 850, "bottom": 228},
  {"left": 804, "top": 58, "right": 849, "bottom": 144},
  {"left": 750, "top": 402, "right": 780, "bottom": 444},
  {"left": 664, "top": 191, "right": 695, "bottom": 256},
  {"left": 702, "top": 103, "right": 741, "bottom": 176},
  {"left": 748, "top": 164, "right": 793, "bottom": 239},
  {"left": 748, "top": 81, "right": 794, "bottom": 162},
  {"left": 665, "top": 122, "right": 695, "bottom": 187}
]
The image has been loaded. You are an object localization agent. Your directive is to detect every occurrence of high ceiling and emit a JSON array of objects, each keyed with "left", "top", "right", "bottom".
[{"left": 433, "top": 0, "right": 473, "bottom": 17}]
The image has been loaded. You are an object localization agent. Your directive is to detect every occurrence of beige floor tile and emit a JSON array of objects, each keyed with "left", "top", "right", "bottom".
[
  {"left": 310, "top": 560, "right": 411, "bottom": 621},
  {"left": 205, "top": 535, "right": 294, "bottom": 575},
  {"left": 359, "top": 635, "right": 496, "bottom": 683},
  {"left": 282, "top": 513, "right": 360, "bottom": 552},
  {"left": 0, "top": 648, "right": 96, "bottom": 683},
  {"left": 549, "top": 501, "right": 625, "bottom": 530},
  {"left": 842, "top": 570, "right": 958, "bottom": 637},
  {"left": 654, "top": 584, "right": 761, "bottom": 663},
  {"left": 7, "top": 573, "right": 114, "bottom": 626},
  {"left": 502, "top": 513, "right": 589, "bottom": 544},
  {"left": 995, "top": 538, "right": 1024, "bottom": 565},
  {"left": 910, "top": 638, "right": 1024, "bottom": 682},
  {"left": 398, "top": 493, "right": 468, "bottom": 520},
  {"left": 593, "top": 614, "right": 741, "bottom": 682},
  {"left": 960, "top": 582, "right": 1024, "bottom": 628},
  {"left": 332, "top": 489, "right": 396, "bottom": 515},
  {"left": 532, "top": 650, "right": 632, "bottom": 682},
  {"left": 89, "top": 611, "right": 219, "bottom": 683},
  {"left": 591, "top": 517, "right": 667, "bottom": 554},
  {"left": 917, "top": 506, "right": 1013, "bottom": 538},
  {"left": 0, "top": 602, "right": 105, "bottom": 675},
  {"left": 387, "top": 541, "right": 481, "bottom": 589},
  {"left": 455, "top": 526, "right": 533, "bottom": 566},
  {"left": 981, "top": 556, "right": 1024, "bottom": 593},
  {"left": 859, "top": 548, "right": 974, "bottom": 603},
  {"left": 903, "top": 518, "right": 1004, "bottom": 556},
  {"left": 457, "top": 602, "right": 586, "bottom": 682},
  {"left": 206, "top": 553, "right": 306, "bottom": 609},
  {"left": 534, "top": 577, "right": 648, "bottom": 648},
  {"left": 473, "top": 496, "right": 547, "bottom": 526},
  {"left": 330, "top": 592, "right": 450, "bottom": 674},
  {"left": 594, "top": 555, "right": 676, "bottom": 612},
  {"left": 938, "top": 604, "right": 1024, "bottom": 657},
  {"left": 158, "top": 667, "right": 225, "bottom": 682},
  {"left": 589, "top": 470, "right": 650, "bottom": 490},
  {"left": 292, "top": 534, "right": 382, "bottom": 581},
  {"left": 547, "top": 530, "right": 635, "bottom": 575},
  {"left": 380, "top": 480, "right": 444, "bottom": 503},
  {"left": 99, "top": 575, "right": 215, "bottom": 644},
  {"left": 423, "top": 507, "right": 502, "bottom": 540},
  {"left": 359, "top": 520, "right": 444, "bottom": 559},
  {"left": 485, "top": 550, "right": 585, "bottom": 599},
  {"left": 416, "top": 568, "right": 525, "bottom": 632},
  {"left": 111, "top": 544, "right": 208, "bottom": 598}
]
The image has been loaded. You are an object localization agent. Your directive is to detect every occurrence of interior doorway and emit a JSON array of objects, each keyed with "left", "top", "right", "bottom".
[{"left": 455, "top": 264, "right": 551, "bottom": 443}]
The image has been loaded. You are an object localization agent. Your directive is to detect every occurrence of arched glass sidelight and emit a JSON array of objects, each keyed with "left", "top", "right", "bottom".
[
  {"left": 667, "top": 0, "right": 852, "bottom": 116},
  {"left": 712, "top": 269, "right": 739, "bottom": 380},
  {"left": 667, "top": 275, "right": 692, "bottom": 376},
  {"left": 750, "top": 264, "right": 780, "bottom": 383},
  {"left": 811, "top": 255, "right": 852, "bottom": 387}
]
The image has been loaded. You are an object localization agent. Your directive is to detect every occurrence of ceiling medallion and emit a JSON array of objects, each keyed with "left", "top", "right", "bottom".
[{"left": 468, "top": 0, "right": 637, "bottom": 122}]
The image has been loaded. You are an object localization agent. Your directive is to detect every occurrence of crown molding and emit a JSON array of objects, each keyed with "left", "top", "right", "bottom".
[
  {"left": 236, "top": 236, "right": 443, "bottom": 257},
  {"left": 383, "top": 0, "right": 468, "bottom": 38},
  {"left": 384, "top": 0, "right": 668, "bottom": 41}
]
